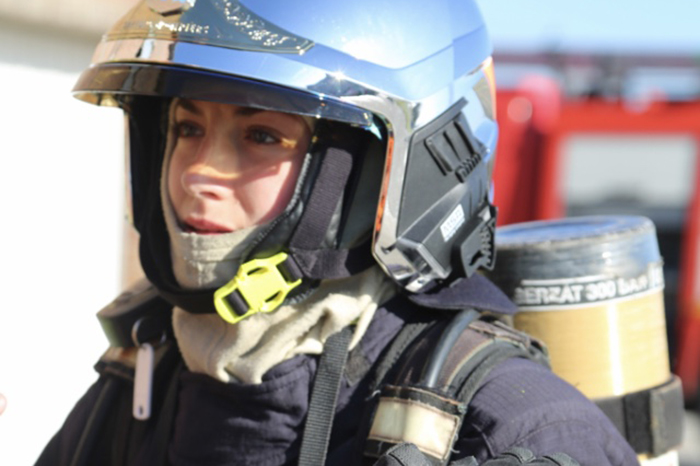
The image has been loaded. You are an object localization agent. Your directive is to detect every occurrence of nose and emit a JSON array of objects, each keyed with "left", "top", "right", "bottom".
[
  {"left": 180, "top": 136, "right": 241, "bottom": 201},
  {"left": 181, "top": 166, "right": 234, "bottom": 201}
]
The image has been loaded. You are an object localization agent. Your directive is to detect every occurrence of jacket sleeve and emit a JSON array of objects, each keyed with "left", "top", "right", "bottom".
[
  {"left": 453, "top": 358, "right": 639, "bottom": 466},
  {"left": 34, "top": 378, "right": 107, "bottom": 466}
]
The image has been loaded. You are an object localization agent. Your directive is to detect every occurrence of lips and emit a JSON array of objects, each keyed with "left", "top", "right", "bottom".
[{"left": 183, "top": 217, "right": 234, "bottom": 234}]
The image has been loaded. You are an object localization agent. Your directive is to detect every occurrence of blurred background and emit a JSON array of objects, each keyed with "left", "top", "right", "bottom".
[
  {"left": 0, "top": 0, "right": 699, "bottom": 463},
  {"left": 0, "top": 0, "right": 138, "bottom": 464},
  {"left": 480, "top": 1, "right": 700, "bottom": 464}
]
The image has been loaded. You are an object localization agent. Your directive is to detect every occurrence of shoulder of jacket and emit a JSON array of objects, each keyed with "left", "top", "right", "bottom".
[
  {"left": 97, "top": 278, "right": 173, "bottom": 349},
  {"left": 93, "top": 279, "right": 175, "bottom": 379},
  {"left": 364, "top": 310, "right": 550, "bottom": 465}
]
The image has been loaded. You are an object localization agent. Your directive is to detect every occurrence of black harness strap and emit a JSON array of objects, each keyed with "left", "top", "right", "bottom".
[
  {"left": 368, "top": 320, "right": 435, "bottom": 393},
  {"left": 289, "top": 243, "right": 376, "bottom": 281},
  {"left": 455, "top": 343, "right": 538, "bottom": 405},
  {"left": 349, "top": 318, "right": 438, "bottom": 466},
  {"left": 595, "top": 376, "right": 683, "bottom": 456},
  {"left": 299, "top": 326, "right": 354, "bottom": 466}
]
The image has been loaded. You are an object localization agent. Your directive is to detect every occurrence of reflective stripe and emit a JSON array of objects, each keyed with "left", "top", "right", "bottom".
[{"left": 368, "top": 397, "right": 460, "bottom": 461}]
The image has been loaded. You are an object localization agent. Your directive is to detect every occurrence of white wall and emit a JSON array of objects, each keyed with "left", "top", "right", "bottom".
[{"left": 0, "top": 19, "right": 125, "bottom": 464}]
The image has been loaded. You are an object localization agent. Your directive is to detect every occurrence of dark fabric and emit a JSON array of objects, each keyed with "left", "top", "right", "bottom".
[
  {"left": 289, "top": 241, "right": 376, "bottom": 280},
  {"left": 68, "top": 378, "right": 121, "bottom": 466},
  {"left": 596, "top": 376, "right": 684, "bottom": 456},
  {"left": 455, "top": 358, "right": 639, "bottom": 466},
  {"left": 409, "top": 274, "right": 519, "bottom": 315},
  {"left": 289, "top": 148, "right": 353, "bottom": 251},
  {"left": 372, "top": 444, "right": 433, "bottom": 466},
  {"left": 35, "top": 379, "right": 108, "bottom": 466},
  {"left": 169, "top": 357, "right": 314, "bottom": 466},
  {"left": 476, "top": 448, "right": 581, "bottom": 466},
  {"left": 372, "top": 445, "right": 582, "bottom": 466},
  {"left": 35, "top": 282, "right": 638, "bottom": 466}
]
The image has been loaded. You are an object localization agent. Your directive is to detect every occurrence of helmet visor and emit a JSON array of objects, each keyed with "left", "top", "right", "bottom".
[{"left": 73, "top": 62, "right": 374, "bottom": 127}]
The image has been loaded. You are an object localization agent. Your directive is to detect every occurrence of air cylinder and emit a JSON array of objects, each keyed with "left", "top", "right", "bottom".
[{"left": 486, "top": 216, "right": 682, "bottom": 465}]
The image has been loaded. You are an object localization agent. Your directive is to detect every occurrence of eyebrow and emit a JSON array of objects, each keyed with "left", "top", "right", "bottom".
[
  {"left": 176, "top": 99, "right": 266, "bottom": 118},
  {"left": 234, "top": 106, "right": 265, "bottom": 117}
]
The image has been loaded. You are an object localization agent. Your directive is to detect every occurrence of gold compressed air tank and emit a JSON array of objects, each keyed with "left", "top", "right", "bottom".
[{"left": 485, "top": 216, "right": 682, "bottom": 465}]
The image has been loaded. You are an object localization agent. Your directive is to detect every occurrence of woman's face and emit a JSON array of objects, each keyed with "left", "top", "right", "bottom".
[{"left": 168, "top": 99, "right": 311, "bottom": 233}]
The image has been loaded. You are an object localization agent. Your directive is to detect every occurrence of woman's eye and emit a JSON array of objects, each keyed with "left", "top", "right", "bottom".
[
  {"left": 248, "top": 129, "right": 279, "bottom": 144},
  {"left": 175, "top": 122, "right": 202, "bottom": 138}
]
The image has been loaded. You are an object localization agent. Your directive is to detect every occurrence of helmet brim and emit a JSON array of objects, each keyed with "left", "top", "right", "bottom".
[{"left": 73, "top": 62, "right": 374, "bottom": 128}]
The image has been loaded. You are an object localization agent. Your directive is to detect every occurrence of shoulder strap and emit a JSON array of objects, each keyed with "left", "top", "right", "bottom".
[
  {"left": 298, "top": 326, "right": 354, "bottom": 466},
  {"left": 363, "top": 309, "right": 549, "bottom": 466}
]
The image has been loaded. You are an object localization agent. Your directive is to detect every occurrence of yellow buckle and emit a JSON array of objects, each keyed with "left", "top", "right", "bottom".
[{"left": 213, "top": 252, "right": 302, "bottom": 324}]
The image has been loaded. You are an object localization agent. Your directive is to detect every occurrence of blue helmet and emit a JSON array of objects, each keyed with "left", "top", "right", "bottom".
[{"left": 74, "top": 0, "right": 498, "bottom": 316}]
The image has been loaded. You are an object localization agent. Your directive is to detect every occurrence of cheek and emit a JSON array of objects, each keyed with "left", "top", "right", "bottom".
[{"left": 242, "top": 159, "right": 303, "bottom": 219}]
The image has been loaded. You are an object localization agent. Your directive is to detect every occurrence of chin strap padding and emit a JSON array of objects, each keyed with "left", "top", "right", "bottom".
[{"left": 289, "top": 147, "right": 354, "bottom": 251}]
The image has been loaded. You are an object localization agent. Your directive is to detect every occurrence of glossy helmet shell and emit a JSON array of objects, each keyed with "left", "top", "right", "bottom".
[{"left": 74, "top": 0, "right": 498, "bottom": 293}]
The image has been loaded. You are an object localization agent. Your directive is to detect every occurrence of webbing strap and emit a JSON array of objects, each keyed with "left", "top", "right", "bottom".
[
  {"left": 298, "top": 326, "right": 354, "bottom": 466},
  {"left": 289, "top": 242, "right": 376, "bottom": 280},
  {"left": 368, "top": 320, "right": 434, "bottom": 393},
  {"left": 595, "top": 376, "right": 684, "bottom": 456},
  {"left": 289, "top": 148, "right": 353, "bottom": 251},
  {"left": 455, "top": 343, "right": 533, "bottom": 405}
]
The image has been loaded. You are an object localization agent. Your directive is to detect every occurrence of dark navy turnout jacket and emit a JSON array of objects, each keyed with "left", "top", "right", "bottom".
[{"left": 35, "top": 276, "right": 638, "bottom": 466}]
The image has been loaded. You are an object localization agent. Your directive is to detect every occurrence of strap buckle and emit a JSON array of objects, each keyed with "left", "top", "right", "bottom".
[{"left": 213, "top": 252, "right": 302, "bottom": 324}]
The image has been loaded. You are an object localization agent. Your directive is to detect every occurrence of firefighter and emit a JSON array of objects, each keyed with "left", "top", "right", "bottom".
[{"left": 35, "top": 1, "right": 638, "bottom": 465}]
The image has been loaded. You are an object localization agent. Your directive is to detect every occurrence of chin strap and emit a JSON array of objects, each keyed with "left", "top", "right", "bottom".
[{"left": 212, "top": 252, "right": 303, "bottom": 324}]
